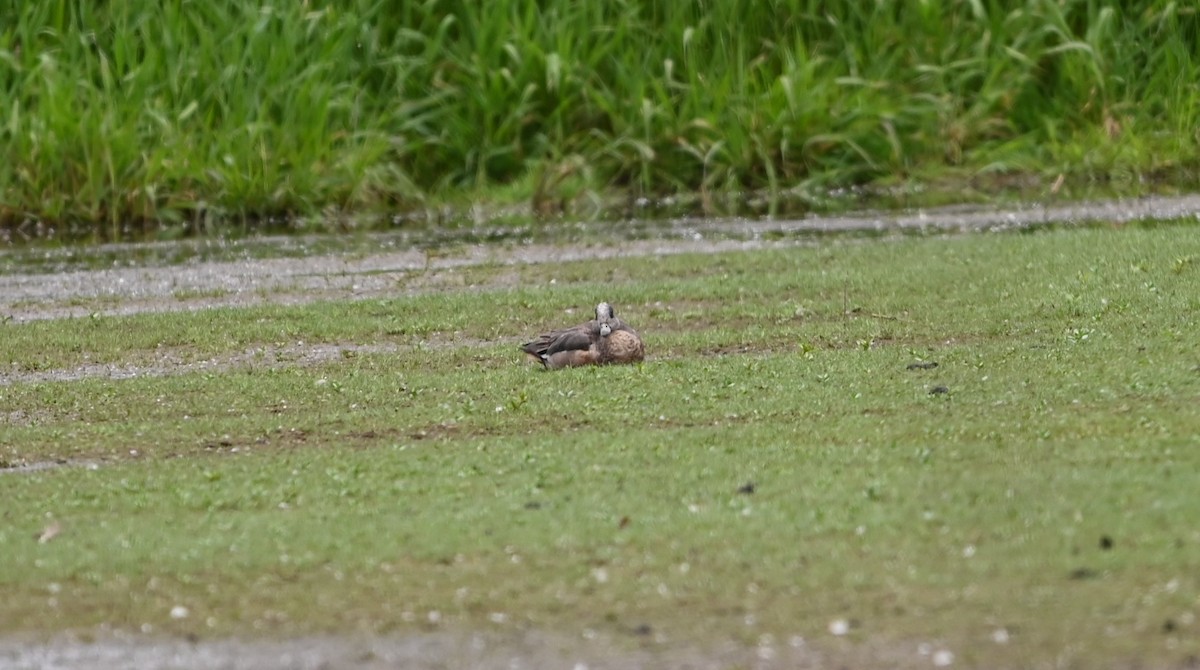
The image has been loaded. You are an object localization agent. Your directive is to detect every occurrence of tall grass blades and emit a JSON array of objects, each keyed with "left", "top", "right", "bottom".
[{"left": 0, "top": 0, "right": 1197, "bottom": 238}]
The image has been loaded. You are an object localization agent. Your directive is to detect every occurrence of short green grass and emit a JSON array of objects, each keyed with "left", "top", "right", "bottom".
[{"left": 3, "top": 224, "right": 1200, "bottom": 666}]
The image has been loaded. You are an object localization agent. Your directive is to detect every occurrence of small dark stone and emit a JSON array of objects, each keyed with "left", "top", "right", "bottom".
[
  {"left": 1164, "top": 619, "right": 1177, "bottom": 633},
  {"left": 737, "top": 482, "right": 756, "bottom": 495},
  {"left": 906, "top": 361, "right": 939, "bottom": 370},
  {"left": 1068, "top": 567, "right": 1098, "bottom": 580},
  {"left": 523, "top": 501, "right": 542, "bottom": 510},
  {"left": 1099, "top": 535, "right": 1113, "bottom": 550},
  {"left": 632, "top": 623, "right": 652, "bottom": 636},
  {"left": 929, "top": 385, "right": 950, "bottom": 395}
]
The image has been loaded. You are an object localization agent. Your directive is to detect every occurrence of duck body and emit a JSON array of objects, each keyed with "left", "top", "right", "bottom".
[{"left": 521, "top": 302, "right": 645, "bottom": 369}]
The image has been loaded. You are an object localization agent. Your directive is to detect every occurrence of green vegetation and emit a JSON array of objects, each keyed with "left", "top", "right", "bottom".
[
  {"left": 2, "top": 1, "right": 1198, "bottom": 239},
  {"left": 3, "top": 223, "right": 1200, "bottom": 666}
]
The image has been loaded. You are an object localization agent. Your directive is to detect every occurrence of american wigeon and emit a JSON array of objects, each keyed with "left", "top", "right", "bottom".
[{"left": 521, "top": 302, "right": 645, "bottom": 369}]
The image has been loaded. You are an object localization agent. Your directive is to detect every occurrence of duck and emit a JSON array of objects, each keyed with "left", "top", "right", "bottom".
[{"left": 521, "top": 302, "right": 645, "bottom": 369}]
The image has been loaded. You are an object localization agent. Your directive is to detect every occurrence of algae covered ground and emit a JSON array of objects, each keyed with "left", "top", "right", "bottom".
[{"left": 2, "top": 220, "right": 1199, "bottom": 667}]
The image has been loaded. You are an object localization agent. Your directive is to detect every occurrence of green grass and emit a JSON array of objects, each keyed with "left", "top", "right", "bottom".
[
  {"left": 2, "top": 1, "right": 1198, "bottom": 238},
  {"left": 2, "top": 224, "right": 1200, "bottom": 666}
]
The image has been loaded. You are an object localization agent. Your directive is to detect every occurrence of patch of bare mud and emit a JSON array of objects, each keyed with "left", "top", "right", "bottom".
[
  {"left": 5, "top": 194, "right": 1199, "bottom": 324},
  {"left": 0, "top": 628, "right": 983, "bottom": 670},
  {"left": 0, "top": 342, "right": 406, "bottom": 389},
  {"left": 0, "top": 459, "right": 101, "bottom": 476},
  {"left": 0, "top": 239, "right": 774, "bottom": 323},
  {"left": 0, "top": 337, "right": 516, "bottom": 391},
  {"left": 719, "top": 192, "right": 1200, "bottom": 235}
]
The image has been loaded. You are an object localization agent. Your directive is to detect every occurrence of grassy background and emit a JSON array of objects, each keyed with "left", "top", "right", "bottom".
[
  {"left": 2, "top": 1, "right": 1198, "bottom": 238},
  {"left": 2, "top": 223, "right": 1200, "bottom": 666}
]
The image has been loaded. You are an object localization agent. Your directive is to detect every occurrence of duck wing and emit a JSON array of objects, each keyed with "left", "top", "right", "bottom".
[{"left": 521, "top": 323, "right": 597, "bottom": 358}]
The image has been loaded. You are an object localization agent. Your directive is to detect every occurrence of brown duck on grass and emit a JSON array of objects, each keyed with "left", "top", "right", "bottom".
[{"left": 520, "top": 302, "right": 645, "bottom": 369}]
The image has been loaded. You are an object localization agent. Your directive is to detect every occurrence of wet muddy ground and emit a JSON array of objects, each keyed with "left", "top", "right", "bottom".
[
  {"left": 4, "top": 194, "right": 1199, "bottom": 327},
  {"left": 3, "top": 194, "right": 1198, "bottom": 668},
  {"left": 0, "top": 628, "right": 958, "bottom": 670}
]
